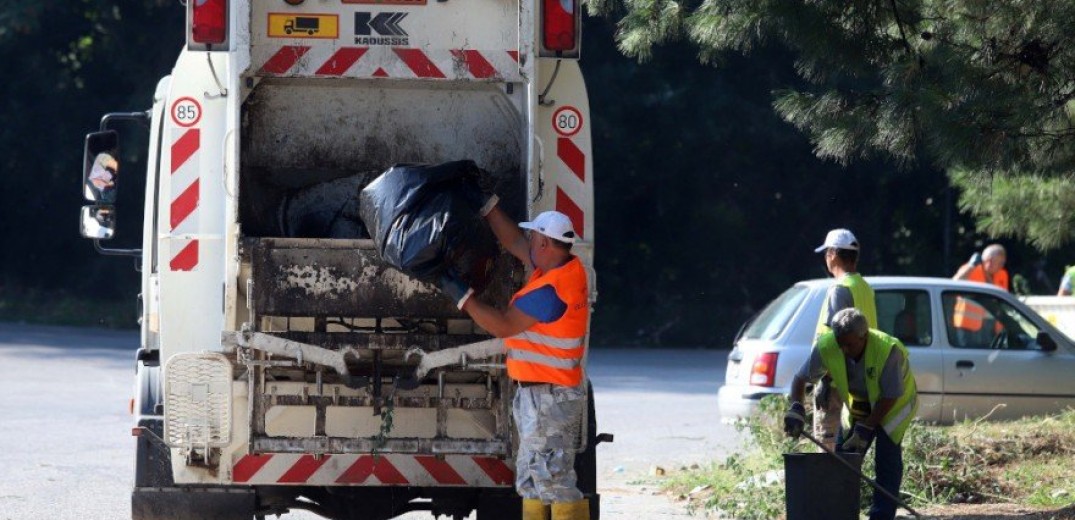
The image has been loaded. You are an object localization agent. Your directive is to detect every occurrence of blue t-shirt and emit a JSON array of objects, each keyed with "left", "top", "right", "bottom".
[{"left": 514, "top": 284, "right": 568, "bottom": 323}]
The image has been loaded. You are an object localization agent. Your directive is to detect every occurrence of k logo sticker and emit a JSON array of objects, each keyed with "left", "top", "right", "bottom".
[
  {"left": 354, "top": 12, "right": 409, "bottom": 45},
  {"left": 356, "top": 12, "right": 407, "bottom": 36}
]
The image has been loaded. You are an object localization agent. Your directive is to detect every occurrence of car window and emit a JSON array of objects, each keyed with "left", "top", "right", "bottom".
[
  {"left": 876, "top": 290, "right": 932, "bottom": 346},
  {"left": 742, "top": 285, "right": 810, "bottom": 341},
  {"left": 942, "top": 291, "right": 1043, "bottom": 350}
]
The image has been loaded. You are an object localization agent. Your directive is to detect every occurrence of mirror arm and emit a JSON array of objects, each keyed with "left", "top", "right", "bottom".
[
  {"left": 94, "top": 240, "right": 141, "bottom": 259},
  {"left": 99, "top": 111, "right": 151, "bottom": 132}
]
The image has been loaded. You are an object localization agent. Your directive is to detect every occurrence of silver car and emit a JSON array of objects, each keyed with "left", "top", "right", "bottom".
[{"left": 717, "top": 277, "right": 1075, "bottom": 424}]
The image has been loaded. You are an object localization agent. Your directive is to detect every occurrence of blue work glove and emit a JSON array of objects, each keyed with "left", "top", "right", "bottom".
[
  {"left": 969, "top": 252, "right": 982, "bottom": 266},
  {"left": 438, "top": 274, "right": 475, "bottom": 310},
  {"left": 841, "top": 423, "right": 875, "bottom": 453},
  {"left": 783, "top": 402, "right": 806, "bottom": 439}
]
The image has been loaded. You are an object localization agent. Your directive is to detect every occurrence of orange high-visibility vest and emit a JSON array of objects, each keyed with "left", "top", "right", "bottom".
[
  {"left": 505, "top": 256, "right": 589, "bottom": 386},
  {"left": 966, "top": 265, "right": 1009, "bottom": 291},
  {"left": 952, "top": 297, "right": 988, "bottom": 331}
]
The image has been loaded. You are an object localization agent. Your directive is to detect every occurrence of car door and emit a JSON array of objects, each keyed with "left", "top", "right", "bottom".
[
  {"left": 939, "top": 290, "right": 1075, "bottom": 422},
  {"left": 874, "top": 287, "right": 943, "bottom": 423}
]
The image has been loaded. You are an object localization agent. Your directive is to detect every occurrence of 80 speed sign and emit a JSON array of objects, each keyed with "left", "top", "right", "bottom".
[{"left": 552, "top": 106, "right": 583, "bottom": 137}]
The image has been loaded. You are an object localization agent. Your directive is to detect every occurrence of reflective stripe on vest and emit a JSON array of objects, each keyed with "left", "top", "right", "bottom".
[
  {"left": 816, "top": 273, "right": 878, "bottom": 335},
  {"left": 817, "top": 329, "right": 918, "bottom": 443},
  {"left": 952, "top": 297, "right": 987, "bottom": 331},
  {"left": 504, "top": 257, "right": 589, "bottom": 386},
  {"left": 511, "top": 331, "right": 583, "bottom": 350},
  {"left": 506, "top": 348, "right": 581, "bottom": 369}
]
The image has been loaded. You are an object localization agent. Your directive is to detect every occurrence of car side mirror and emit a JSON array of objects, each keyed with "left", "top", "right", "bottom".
[
  {"left": 80, "top": 206, "right": 116, "bottom": 240},
  {"left": 1036, "top": 331, "right": 1058, "bottom": 352},
  {"left": 83, "top": 130, "right": 120, "bottom": 204}
]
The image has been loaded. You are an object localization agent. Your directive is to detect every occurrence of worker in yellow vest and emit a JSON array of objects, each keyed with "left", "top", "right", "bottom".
[
  {"left": 812, "top": 228, "right": 877, "bottom": 451},
  {"left": 785, "top": 308, "right": 918, "bottom": 520},
  {"left": 439, "top": 198, "right": 591, "bottom": 520},
  {"left": 1057, "top": 265, "right": 1075, "bottom": 295}
]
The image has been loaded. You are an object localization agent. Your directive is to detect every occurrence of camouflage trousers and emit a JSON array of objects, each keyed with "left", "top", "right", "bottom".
[
  {"left": 512, "top": 383, "right": 586, "bottom": 503},
  {"left": 813, "top": 377, "right": 843, "bottom": 451}
]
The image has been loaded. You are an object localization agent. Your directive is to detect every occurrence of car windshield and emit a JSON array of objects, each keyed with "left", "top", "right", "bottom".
[{"left": 742, "top": 285, "right": 810, "bottom": 341}]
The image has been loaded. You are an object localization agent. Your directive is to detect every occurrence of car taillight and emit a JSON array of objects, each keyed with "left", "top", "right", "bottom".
[
  {"left": 541, "top": 0, "right": 580, "bottom": 58},
  {"left": 749, "top": 353, "right": 778, "bottom": 387},
  {"left": 191, "top": 0, "right": 228, "bottom": 46}
]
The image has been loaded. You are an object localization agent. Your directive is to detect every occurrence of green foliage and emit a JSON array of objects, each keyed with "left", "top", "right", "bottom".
[
  {"left": 0, "top": 1, "right": 182, "bottom": 326},
  {"left": 667, "top": 400, "right": 1075, "bottom": 517},
  {"left": 665, "top": 395, "right": 790, "bottom": 519},
  {"left": 0, "top": 288, "right": 132, "bottom": 329},
  {"left": 2, "top": 3, "right": 1072, "bottom": 343},
  {"left": 593, "top": 0, "right": 1075, "bottom": 249}
]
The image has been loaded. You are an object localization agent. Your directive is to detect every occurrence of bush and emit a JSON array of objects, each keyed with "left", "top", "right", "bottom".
[{"left": 666, "top": 398, "right": 1075, "bottom": 518}]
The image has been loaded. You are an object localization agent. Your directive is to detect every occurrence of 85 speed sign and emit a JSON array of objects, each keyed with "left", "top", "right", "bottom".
[
  {"left": 552, "top": 106, "right": 583, "bottom": 137},
  {"left": 171, "top": 97, "right": 202, "bottom": 128}
]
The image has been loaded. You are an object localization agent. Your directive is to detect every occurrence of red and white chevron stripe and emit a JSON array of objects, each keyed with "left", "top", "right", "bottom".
[
  {"left": 231, "top": 453, "right": 515, "bottom": 487},
  {"left": 169, "top": 128, "right": 200, "bottom": 271},
  {"left": 257, "top": 46, "right": 521, "bottom": 81},
  {"left": 555, "top": 136, "right": 587, "bottom": 239}
]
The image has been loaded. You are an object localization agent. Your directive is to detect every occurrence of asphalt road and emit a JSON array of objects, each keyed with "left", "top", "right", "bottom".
[{"left": 0, "top": 323, "right": 741, "bottom": 520}]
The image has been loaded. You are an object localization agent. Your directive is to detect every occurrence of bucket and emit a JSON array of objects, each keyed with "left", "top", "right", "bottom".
[{"left": 784, "top": 452, "right": 863, "bottom": 520}]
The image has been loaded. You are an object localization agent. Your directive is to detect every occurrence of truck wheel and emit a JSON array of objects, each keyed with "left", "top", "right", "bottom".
[
  {"left": 476, "top": 489, "right": 522, "bottom": 520},
  {"left": 573, "top": 384, "right": 600, "bottom": 520}
]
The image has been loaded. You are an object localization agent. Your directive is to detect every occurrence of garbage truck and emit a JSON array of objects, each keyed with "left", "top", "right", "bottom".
[{"left": 77, "top": 0, "right": 603, "bottom": 518}]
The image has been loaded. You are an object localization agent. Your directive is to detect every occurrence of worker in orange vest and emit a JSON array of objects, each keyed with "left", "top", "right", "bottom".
[
  {"left": 952, "top": 244, "right": 1009, "bottom": 291},
  {"left": 439, "top": 197, "right": 592, "bottom": 520},
  {"left": 951, "top": 244, "right": 1008, "bottom": 345}
]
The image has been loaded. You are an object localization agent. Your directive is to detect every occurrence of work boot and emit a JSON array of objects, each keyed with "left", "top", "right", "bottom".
[
  {"left": 522, "top": 498, "right": 549, "bottom": 520},
  {"left": 550, "top": 499, "right": 589, "bottom": 520}
]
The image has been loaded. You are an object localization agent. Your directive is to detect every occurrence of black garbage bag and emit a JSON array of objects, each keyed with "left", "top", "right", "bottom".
[{"left": 359, "top": 161, "right": 499, "bottom": 292}]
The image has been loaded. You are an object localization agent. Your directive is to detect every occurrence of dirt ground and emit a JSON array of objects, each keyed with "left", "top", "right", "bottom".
[{"left": 912, "top": 503, "right": 1075, "bottom": 519}]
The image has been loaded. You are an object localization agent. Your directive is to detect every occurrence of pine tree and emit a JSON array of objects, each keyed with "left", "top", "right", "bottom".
[{"left": 594, "top": 0, "right": 1075, "bottom": 248}]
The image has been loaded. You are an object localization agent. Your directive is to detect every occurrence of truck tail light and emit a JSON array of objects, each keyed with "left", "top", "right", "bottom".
[
  {"left": 749, "top": 353, "right": 778, "bottom": 387},
  {"left": 190, "top": 0, "right": 228, "bottom": 46},
  {"left": 541, "top": 0, "right": 580, "bottom": 58}
]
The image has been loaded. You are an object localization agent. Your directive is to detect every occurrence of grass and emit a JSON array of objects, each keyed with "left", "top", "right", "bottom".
[
  {"left": 665, "top": 396, "right": 1075, "bottom": 518},
  {"left": 0, "top": 288, "right": 137, "bottom": 329}
]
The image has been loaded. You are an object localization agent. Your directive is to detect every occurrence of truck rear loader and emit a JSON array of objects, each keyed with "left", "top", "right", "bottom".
[{"left": 77, "top": 0, "right": 603, "bottom": 518}]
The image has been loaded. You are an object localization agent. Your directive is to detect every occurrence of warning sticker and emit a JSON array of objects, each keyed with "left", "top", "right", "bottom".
[
  {"left": 552, "top": 106, "right": 583, "bottom": 137},
  {"left": 343, "top": 0, "right": 427, "bottom": 5},
  {"left": 268, "top": 13, "right": 340, "bottom": 39},
  {"left": 171, "top": 97, "right": 202, "bottom": 128}
]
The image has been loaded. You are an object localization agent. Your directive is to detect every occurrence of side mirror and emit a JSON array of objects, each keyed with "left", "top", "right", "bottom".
[
  {"left": 1036, "top": 331, "right": 1058, "bottom": 352},
  {"left": 80, "top": 206, "right": 116, "bottom": 240},
  {"left": 83, "top": 130, "right": 120, "bottom": 204}
]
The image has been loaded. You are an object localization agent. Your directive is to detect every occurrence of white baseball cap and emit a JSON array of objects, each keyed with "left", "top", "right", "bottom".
[
  {"left": 519, "top": 211, "right": 577, "bottom": 244},
  {"left": 814, "top": 228, "right": 859, "bottom": 253}
]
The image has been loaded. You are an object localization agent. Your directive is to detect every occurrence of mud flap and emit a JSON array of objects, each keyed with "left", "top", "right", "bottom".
[{"left": 132, "top": 487, "right": 256, "bottom": 520}]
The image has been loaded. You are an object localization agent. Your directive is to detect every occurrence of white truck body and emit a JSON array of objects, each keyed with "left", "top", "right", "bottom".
[
  {"left": 1023, "top": 296, "right": 1075, "bottom": 341},
  {"left": 82, "top": 1, "right": 598, "bottom": 518}
]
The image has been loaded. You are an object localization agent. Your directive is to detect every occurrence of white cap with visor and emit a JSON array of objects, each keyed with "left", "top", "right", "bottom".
[
  {"left": 519, "top": 211, "right": 577, "bottom": 244},
  {"left": 814, "top": 228, "right": 859, "bottom": 253}
]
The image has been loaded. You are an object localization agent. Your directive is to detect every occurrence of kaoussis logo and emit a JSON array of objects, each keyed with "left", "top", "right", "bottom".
[{"left": 354, "top": 12, "right": 409, "bottom": 46}]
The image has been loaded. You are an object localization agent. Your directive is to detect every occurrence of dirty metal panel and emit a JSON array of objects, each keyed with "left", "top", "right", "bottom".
[
  {"left": 270, "top": 332, "right": 490, "bottom": 351},
  {"left": 247, "top": 238, "right": 517, "bottom": 318},
  {"left": 251, "top": 437, "right": 509, "bottom": 456},
  {"left": 241, "top": 80, "right": 524, "bottom": 176}
]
